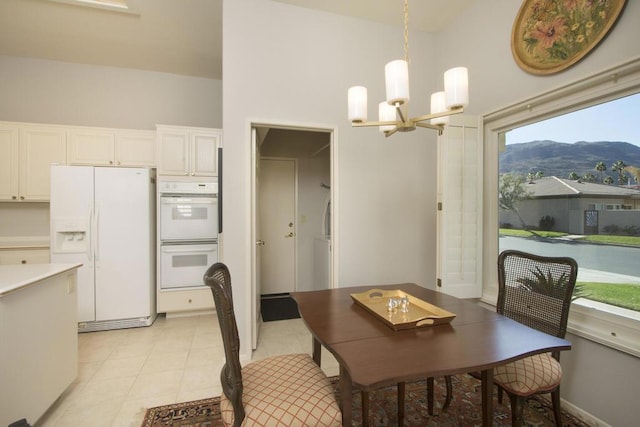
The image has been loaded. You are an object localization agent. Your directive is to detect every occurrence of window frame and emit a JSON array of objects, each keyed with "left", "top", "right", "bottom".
[{"left": 482, "top": 57, "right": 640, "bottom": 358}]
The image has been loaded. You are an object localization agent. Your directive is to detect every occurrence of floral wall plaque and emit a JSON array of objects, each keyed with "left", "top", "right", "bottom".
[{"left": 511, "top": 0, "right": 627, "bottom": 75}]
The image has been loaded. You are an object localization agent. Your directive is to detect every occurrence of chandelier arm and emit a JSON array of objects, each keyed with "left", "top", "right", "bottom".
[
  {"left": 384, "top": 127, "right": 400, "bottom": 138},
  {"left": 351, "top": 120, "right": 401, "bottom": 128},
  {"left": 415, "top": 122, "right": 445, "bottom": 131},
  {"left": 395, "top": 104, "right": 407, "bottom": 124},
  {"left": 409, "top": 106, "right": 464, "bottom": 124}
]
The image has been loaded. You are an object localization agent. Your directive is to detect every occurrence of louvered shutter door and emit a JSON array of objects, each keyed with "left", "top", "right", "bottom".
[{"left": 436, "top": 115, "right": 483, "bottom": 298}]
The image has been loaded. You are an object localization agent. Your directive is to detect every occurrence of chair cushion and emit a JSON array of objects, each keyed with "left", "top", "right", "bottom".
[
  {"left": 494, "top": 352, "right": 562, "bottom": 397},
  {"left": 220, "top": 353, "right": 342, "bottom": 427}
]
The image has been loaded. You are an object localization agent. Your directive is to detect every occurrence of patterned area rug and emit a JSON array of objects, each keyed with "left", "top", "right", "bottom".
[{"left": 142, "top": 374, "right": 590, "bottom": 426}]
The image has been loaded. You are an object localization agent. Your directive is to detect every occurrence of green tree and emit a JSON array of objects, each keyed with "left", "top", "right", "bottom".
[
  {"left": 626, "top": 166, "right": 640, "bottom": 184},
  {"left": 568, "top": 171, "right": 579, "bottom": 180},
  {"left": 582, "top": 172, "right": 596, "bottom": 182},
  {"left": 612, "top": 160, "right": 628, "bottom": 185},
  {"left": 595, "top": 161, "right": 606, "bottom": 182},
  {"left": 535, "top": 171, "right": 545, "bottom": 179},
  {"left": 499, "top": 173, "right": 532, "bottom": 230},
  {"left": 604, "top": 176, "right": 614, "bottom": 184}
]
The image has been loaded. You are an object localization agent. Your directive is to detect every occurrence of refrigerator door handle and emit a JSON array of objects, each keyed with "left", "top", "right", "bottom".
[
  {"left": 88, "top": 204, "right": 94, "bottom": 262},
  {"left": 94, "top": 204, "right": 100, "bottom": 262}
]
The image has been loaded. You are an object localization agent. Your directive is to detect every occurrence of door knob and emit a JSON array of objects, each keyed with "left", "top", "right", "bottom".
[
  {"left": 285, "top": 232, "right": 295, "bottom": 238},
  {"left": 256, "top": 240, "right": 265, "bottom": 246}
]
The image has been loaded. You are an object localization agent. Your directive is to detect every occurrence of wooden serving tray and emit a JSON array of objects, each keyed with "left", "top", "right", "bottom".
[{"left": 350, "top": 288, "right": 456, "bottom": 331}]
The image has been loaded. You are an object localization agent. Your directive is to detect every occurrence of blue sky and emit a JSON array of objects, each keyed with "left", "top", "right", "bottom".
[{"left": 506, "top": 92, "right": 640, "bottom": 147}]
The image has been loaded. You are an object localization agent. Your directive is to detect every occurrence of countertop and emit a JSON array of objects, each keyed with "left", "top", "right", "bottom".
[
  {"left": 0, "top": 263, "right": 82, "bottom": 297},
  {"left": 0, "top": 236, "right": 50, "bottom": 249}
]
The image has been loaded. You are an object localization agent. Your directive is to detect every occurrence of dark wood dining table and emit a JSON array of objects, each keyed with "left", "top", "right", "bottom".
[{"left": 291, "top": 283, "right": 572, "bottom": 427}]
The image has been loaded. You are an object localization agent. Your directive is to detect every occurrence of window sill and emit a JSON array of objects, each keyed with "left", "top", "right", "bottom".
[
  {"left": 567, "top": 299, "right": 640, "bottom": 358},
  {"left": 480, "top": 294, "right": 640, "bottom": 358}
]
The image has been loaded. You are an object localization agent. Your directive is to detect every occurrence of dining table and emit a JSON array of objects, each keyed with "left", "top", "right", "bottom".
[{"left": 291, "top": 283, "right": 572, "bottom": 427}]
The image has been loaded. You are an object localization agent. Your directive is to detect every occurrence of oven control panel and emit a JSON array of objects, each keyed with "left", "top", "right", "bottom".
[{"left": 158, "top": 181, "right": 217, "bottom": 194}]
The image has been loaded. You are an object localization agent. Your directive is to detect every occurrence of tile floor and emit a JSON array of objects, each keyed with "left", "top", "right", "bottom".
[{"left": 36, "top": 314, "right": 339, "bottom": 427}]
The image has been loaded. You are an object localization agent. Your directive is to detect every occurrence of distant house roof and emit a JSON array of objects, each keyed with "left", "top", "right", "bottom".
[{"left": 525, "top": 176, "right": 640, "bottom": 198}]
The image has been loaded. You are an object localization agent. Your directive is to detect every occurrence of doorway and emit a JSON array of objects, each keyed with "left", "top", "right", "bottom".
[{"left": 250, "top": 124, "right": 333, "bottom": 348}]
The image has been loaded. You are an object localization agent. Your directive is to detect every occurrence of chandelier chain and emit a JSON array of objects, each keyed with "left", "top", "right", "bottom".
[{"left": 403, "top": 0, "right": 409, "bottom": 63}]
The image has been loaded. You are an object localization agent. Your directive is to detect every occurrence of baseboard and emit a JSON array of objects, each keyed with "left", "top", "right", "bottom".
[
  {"left": 535, "top": 393, "right": 611, "bottom": 427},
  {"left": 165, "top": 308, "right": 215, "bottom": 319},
  {"left": 561, "top": 398, "right": 611, "bottom": 427},
  {"left": 77, "top": 314, "right": 156, "bottom": 332}
]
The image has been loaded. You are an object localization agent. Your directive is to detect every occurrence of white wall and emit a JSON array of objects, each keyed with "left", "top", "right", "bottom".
[
  {"left": 437, "top": 2, "right": 640, "bottom": 425},
  {"left": 0, "top": 55, "right": 222, "bottom": 129},
  {"left": 223, "top": 0, "right": 439, "bottom": 355},
  {"left": 0, "top": 202, "right": 49, "bottom": 237},
  {"left": 435, "top": 0, "right": 640, "bottom": 117}
]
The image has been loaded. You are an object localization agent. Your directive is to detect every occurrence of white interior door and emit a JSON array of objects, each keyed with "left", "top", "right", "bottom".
[
  {"left": 260, "top": 158, "right": 296, "bottom": 295},
  {"left": 251, "top": 128, "right": 262, "bottom": 350}
]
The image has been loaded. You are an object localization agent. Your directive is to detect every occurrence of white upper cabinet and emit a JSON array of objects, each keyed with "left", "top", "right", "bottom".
[
  {"left": 0, "top": 124, "right": 19, "bottom": 201},
  {"left": 68, "top": 127, "right": 155, "bottom": 167},
  {"left": 157, "top": 125, "right": 221, "bottom": 177},
  {"left": 115, "top": 130, "right": 156, "bottom": 167},
  {"left": 0, "top": 123, "right": 66, "bottom": 202}
]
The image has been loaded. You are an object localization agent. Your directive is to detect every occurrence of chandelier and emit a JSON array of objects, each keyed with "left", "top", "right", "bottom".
[{"left": 347, "top": 0, "right": 469, "bottom": 137}]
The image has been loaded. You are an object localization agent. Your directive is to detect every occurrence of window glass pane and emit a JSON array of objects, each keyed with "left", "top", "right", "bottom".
[{"left": 498, "top": 93, "right": 640, "bottom": 313}]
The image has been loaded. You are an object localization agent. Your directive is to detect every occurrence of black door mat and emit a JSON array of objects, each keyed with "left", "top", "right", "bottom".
[{"left": 260, "top": 294, "right": 300, "bottom": 322}]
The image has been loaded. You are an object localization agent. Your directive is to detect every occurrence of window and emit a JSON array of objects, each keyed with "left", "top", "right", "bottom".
[
  {"left": 483, "top": 58, "right": 640, "bottom": 357},
  {"left": 500, "top": 94, "right": 640, "bottom": 316}
]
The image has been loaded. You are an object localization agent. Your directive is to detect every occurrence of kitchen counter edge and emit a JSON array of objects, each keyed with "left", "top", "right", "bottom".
[{"left": 0, "top": 263, "right": 82, "bottom": 297}]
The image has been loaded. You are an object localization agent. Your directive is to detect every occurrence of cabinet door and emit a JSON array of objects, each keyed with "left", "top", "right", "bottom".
[
  {"left": 191, "top": 131, "right": 219, "bottom": 176},
  {"left": 0, "top": 125, "right": 19, "bottom": 201},
  {"left": 0, "top": 249, "right": 50, "bottom": 265},
  {"left": 116, "top": 130, "right": 156, "bottom": 167},
  {"left": 157, "top": 130, "right": 189, "bottom": 176},
  {"left": 19, "top": 126, "right": 67, "bottom": 201},
  {"left": 68, "top": 129, "right": 115, "bottom": 166}
]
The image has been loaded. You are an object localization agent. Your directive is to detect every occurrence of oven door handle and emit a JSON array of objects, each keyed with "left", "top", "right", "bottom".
[
  {"left": 161, "top": 246, "right": 215, "bottom": 254},
  {"left": 160, "top": 197, "right": 217, "bottom": 204}
]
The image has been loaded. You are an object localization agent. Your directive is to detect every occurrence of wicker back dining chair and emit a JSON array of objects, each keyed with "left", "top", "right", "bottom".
[
  {"left": 494, "top": 250, "right": 578, "bottom": 427},
  {"left": 203, "top": 262, "right": 342, "bottom": 427}
]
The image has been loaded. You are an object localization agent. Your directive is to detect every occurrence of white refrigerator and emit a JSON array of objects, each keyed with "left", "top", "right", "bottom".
[{"left": 50, "top": 165, "right": 156, "bottom": 332}]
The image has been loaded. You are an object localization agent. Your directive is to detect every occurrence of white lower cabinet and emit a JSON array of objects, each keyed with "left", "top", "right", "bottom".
[
  {"left": 0, "top": 266, "right": 78, "bottom": 427},
  {"left": 157, "top": 287, "right": 213, "bottom": 314}
]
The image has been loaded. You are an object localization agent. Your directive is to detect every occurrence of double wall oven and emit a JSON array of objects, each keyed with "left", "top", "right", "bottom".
[{"left": 158, "top": 180, "right": 218, "bottom": 290}]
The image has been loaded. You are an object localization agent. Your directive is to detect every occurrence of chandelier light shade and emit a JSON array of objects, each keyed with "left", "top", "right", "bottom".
[
  {"left": 385, "top": 59, "right": 410, "bottom": 105},
  {"left": 347, "top": 0, "right": 469, "bottom": 137},
  {"left": 444, "top": 67, "right": 469, "bottom": 109},
  {"left": 430, "top": 91, "right": 449, "bottom": 125},
  {"left": 348, "top": 86, "right": 368, "bottom": 122},
  {"left": 378, "top": 102, "right": 397, "bottom": 133}
]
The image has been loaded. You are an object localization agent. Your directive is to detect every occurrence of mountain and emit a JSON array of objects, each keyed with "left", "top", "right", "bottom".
[{"left": 499, "top": 140, "right": 640, "bottom": 179}]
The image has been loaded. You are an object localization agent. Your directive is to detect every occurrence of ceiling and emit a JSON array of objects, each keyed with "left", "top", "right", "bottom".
[{"left": 0, "top": 0, "right": 472, "bottom": 80}]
